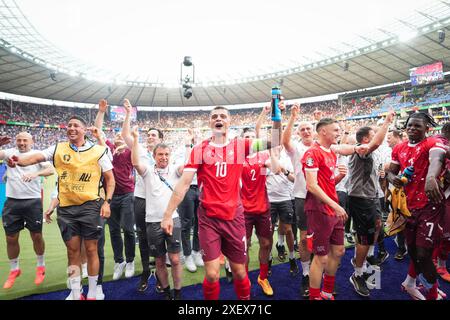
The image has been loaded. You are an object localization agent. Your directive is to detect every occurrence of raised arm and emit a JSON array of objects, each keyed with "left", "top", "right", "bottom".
[
  {"left": 161, "top": 170, "right": 195, "bottom": 235},
  {"left": 0, "top": 136, "right": 11, "bottom": 147},
  {"left": 282, "top": 104, "right": 299, "bottom": 153},
  {"left": 121, "top": 99, "right": 134, "bottom": 148},
  {"left": 94, "top": 99, "right": 108, "bottom": 130},
  {"left": 255, "top": 105, "right": 270, "bottom": 139},
  {"left": 365, "top": 111, "right": 395, "bottom": 154},
  {"left": 130, "top": 126, "right": 147, "bottom": 176},
  {"left": 88, "top": 126, "right": 106, "bottom": 147}
]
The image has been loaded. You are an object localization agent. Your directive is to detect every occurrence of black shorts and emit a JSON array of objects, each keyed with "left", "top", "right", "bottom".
[
  {"left": 295, "top": 198, "right": 307, "bottom": 231},
  {"left": 2, "top": 198, "right": 43, "bottom": 235},
  {"left": 146, "top": 217, "right": 181, "bottom": 257},
  {"left": 348, "top": 196, "right": 382, "bottom": 245},
  {"left": 57, "top": 199, "right": 104, "bottom": 242},
  {"left": 270, "top": 200, "right": 295, "bottom": 225}
]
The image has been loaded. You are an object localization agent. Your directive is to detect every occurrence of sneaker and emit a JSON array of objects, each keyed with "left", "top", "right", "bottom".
[
  {"left": 437, "top": 266, "right": 450, "bottom": 283},
  {"left": 394, "top": 248, "right": 407, "bottom": 261},
  {"left": 112, "top": 262, "right": 126, "bottom": 280},
  {"left": 268, "top": 258, "right": 273, "bottom": 277},
  {"left": 320, "top": 291, "right": 335, "bottom": 300},
  {"left": 276, "top": 244, "right": 286, "bottom": 261},
  {"left": 163, "top": 287, "right": 172, "bottom": 300},
  {"left": 82, "top": 263, "right": 88, "bottom": 279},
  {"left": 192, "top": 251, "right": 204, "bottom": 267},
  {"left": 185, "top": 255, "right": 197, "bottom": 273},
  {"left": 34, "top": 266, "right": 46, "bottom": 286},
  {"left": 65, "top": 289, "right": 85, "bottom": 300},
  {"left": 257, "top": 276, "right": 274, "bottom": 296},
  {"left": 173, "top": 289, "right": 182, "bottom": 300},
  {"left": 96, "top": 285, "right": 105, "bottom": 300},
  {"left": 377, "top": 251, "right": 389, "bottom": 264},
  {"left": 401, "top": 282, "right": 426, "bottom": 300},
  {"left": 138, "top": 271, "right": 150, "bottom": 293},
  {"left": 438, "top": 288, "right": 447, "bottom": 300},
  {"left": 289, "top": 258, "right": 299, "bottom": 276},
  {"left": 3, "top": 269, "right": 21, "bottom": 289},
  {"left": 350, "top": 272, "right": 370, "bottom": 297},
  {"left": 300, "top": 274, "right": 310, "bottom": 298},
  {"left": 125, "top": 261, "right": 135, "bottom": 278},
  {"left": 350, "top": 257, "right": 356, "bottom": 268},
  {"left": 366, "top": 255, "right": 381, "bottom": 267},
  {"left": 155, "top": 274, "right": 164, "bottom": 294},
  {"left": 363, "top": 270, "right": 376, "bottom": 290},
  {"left": 345, "top": 233, "right": 355, "bottom": 245}
]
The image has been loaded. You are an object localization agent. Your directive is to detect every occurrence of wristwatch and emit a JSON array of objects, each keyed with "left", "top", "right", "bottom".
[
  {"left": 106, "top": 198, "right": 112, "bottom": 204},
  {"left": 284, "top": 170, "right": 290, "bottom": 177}
]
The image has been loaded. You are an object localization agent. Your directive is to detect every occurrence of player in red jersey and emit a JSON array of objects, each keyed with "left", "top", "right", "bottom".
[
  {"left": 161, "top": 106, "right": 281, "bottom": 300},
  {"left": 387, "top": 112, "right": 447, "bottom": 300},
  {"left": 302, "top": 118, "right": 367, "bottom": 300},
  {"left": 240, "top": 127, "right": 273, "bottom": 296}
]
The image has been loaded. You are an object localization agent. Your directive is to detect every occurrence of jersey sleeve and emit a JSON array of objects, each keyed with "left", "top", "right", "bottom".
[
  {"left": 302, "top": 148, "right": 320, "bottom": 172},
  {"left": 428, "top": 136, "right": 448, "bottom": 154},
  {"left": 184, "top": 144, "right": 202, "bottom": 172},
  {"left": 391, "top": 144, "right": 400, "bottom": 165}
]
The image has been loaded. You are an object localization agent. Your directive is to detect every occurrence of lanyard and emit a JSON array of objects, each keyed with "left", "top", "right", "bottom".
[{"left": 155, "top": 168, "right": 174, "bottom": 191}]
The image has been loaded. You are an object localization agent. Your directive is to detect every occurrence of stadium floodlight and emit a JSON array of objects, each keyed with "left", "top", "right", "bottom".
[{"left": 438, "top": 30, "right": 445, "bottom": 43}]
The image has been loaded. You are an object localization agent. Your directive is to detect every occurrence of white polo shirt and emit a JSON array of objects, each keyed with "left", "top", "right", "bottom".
[
  {"left": 140, "top": 163, "right": 180, "bottom": 223},
  {"left": 286, "top": 140, "right": 310, "bottom": 199},
  {"left": 1, "top": 148, "right": 51, "bottom": 199}
]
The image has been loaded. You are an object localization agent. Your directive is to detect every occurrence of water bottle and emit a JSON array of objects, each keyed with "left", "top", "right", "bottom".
[
  {"left": 271, "top": 86, "right": 282, "bottom": 122},
  {"left": 400, "top": 166, "right": 414, "bottom": 184}
]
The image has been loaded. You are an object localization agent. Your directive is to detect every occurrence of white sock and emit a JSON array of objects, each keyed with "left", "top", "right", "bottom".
[
  {"left": 301, "top": 261, "right": 310, "bottom": 276},
  {"left": 69, "top": 276, "right": 81, "bottom": 299},
  {"left": 87, "top": 275, "right": 98, "bottom": 299},
  {"left": 368, "top": 246, "right": 375, "bottom": 257},
  {"left": 37, "top": 255, "right": 45, "bottom": 267},
  {"left": 404, "top": 274, "right": 416, "bottom": 287},
  {"left": 278, "top": 235, "right": 285, "bottom": 246},
  {"left": 355, "top": 267, "right": 363, "bottom": 276},
  {"left": 362, "top": 261, "right": 368, "bottom": 273},
  {"left": 289, "top": 251, "right": 295, "bottom": 260},
  {"left": 10, "top": 258, "right": 19, "bottom": 271}
]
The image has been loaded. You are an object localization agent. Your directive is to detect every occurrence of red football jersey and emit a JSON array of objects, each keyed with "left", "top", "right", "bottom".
[
  {"left": 391, "top": 136, "right": 447, "bottom": 210},
  {"left": 302, "top": 142, "right": 339, "bottom": 216},
  {"left": 241, "top": 151, "right": 270, "bottom": 214},
  {"left": 184, "top": 137, "right": 252, "bottom": 220}
]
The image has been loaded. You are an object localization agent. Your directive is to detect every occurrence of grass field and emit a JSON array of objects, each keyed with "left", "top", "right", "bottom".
[{"left": 0, "top": 175, "right": 283, "bottom": 300}]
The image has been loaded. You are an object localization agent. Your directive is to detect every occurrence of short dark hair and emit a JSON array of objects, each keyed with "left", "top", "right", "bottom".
[
  {"left": 389, "top": 129, "right": 403, "bottom": 139},
  {"left": 211, "top": 106, "right": 229, "bottom": 114},
  {"left": 404, "top": 112, "right": 438, "bottom": 128},
  {"left": 241, "top": 127, "right": 255, "bottom": 137},
  {"left": 153, "top": 143, "right": 171, "bottom": 156},
  {"left": 147, "top": 127, "right": 164, "bottom": 140},
  {"left": 316, "top": 118, "right": 337, "bottom": 133},
  {"left": 356, "top": 126, "right": 373, "bottom": 143},
  {"left": 68, "top": 115, "right": 87, "bottom": 126}
]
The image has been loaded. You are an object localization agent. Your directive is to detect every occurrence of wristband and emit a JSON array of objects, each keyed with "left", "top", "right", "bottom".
[{"left": 185, "top": 144, "right": 193, "bottom": 148}]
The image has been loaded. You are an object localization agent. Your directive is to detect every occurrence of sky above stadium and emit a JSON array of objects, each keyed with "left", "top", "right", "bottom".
[{"left": 17, "top": 0, "right": 433, "bottom": 85}]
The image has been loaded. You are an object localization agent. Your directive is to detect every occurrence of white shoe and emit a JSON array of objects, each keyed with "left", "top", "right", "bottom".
[
  {"left": 185, "top": 255, "right": 197, "bottom": 273},
  {"left": 113, "top": 262, "right": 126, "bottom": 280},
  {"left": 125, "top": 261, "right": 135, "bottom": 278},
  {"left": 193, "top": 251, "right": 204, "bottom": 267},
  {"left": 65, "top": 288, "right": 83, "bottom": 300},
  {"left": 401, "top": 282, "right": 426, "bottom": 300},
  {"left": 82, "top": 263, "right": 88, "bottom": 279},
  {"left": 96, "top": 285, "right": 105, "bottom": 300}
]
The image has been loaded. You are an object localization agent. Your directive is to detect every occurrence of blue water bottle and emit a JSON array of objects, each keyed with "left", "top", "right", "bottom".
[
  {"left": 271, "top": 86, "right": 282, "bottom": 122},
  {"left": 400, "top": 166, "right": 414, "bottom": 184}
]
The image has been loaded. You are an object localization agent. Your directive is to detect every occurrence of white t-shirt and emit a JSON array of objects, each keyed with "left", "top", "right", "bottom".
[
  {"left": 266, "top": 155, "right": 294, "bottom": 202},
  {"left": 1, "top": 149, "right": 51, "bottom": 199},
  {"left": 40, "top": 141, "right": 113, "bottom": 172},
  {"left": 140, "top": 164, "right": 180, "bottom": 223},
  {"left": 286, "top": 141, "right": 310, "bottom": 199}
]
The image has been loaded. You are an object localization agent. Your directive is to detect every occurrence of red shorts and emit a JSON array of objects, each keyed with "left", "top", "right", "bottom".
[
  {"left": 406, "top": 202, "right": 445, "bottom": 249},
  {"left": 306, "top": 210, "right": 344, "bottom": 256},
  {"left": 244, "top": 210, "right": 273, "bottom": 246},
  {"left": 441, "top": 197, "right": 450, "bottom": 240},
  {"left": 198, "top": 204, "right": 247, "bottom": 264}
]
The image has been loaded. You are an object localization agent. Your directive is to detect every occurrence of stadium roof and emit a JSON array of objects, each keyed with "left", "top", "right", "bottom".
[{"left": 1, "top": 0, "right": 450, "bottom": 107}]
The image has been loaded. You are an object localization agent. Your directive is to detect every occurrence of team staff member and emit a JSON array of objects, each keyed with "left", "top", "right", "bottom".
[
  {"left": 0, "top": 132, "right": 54, "bottom": 289},
  {"left": 10, "top": 116, "right": 115, "bottom": 300}
]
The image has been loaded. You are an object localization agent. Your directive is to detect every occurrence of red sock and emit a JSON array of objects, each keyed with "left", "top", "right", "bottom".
[
  {"left": 323, "top": 274, "right": 335, "bottom": 295},
  {"left": 203, "top": 278, "right": 220, "bottom": 300},
  {"left": 259, "top": 263, "right": 268, "bottom": 280},
  {"left": 408, "top": 262, "right": 417, "bottom": 278},
  {"left": 426, "top": 282, "right": 438, "bottom": 300},
  {"left": 234, "top": 274, "right": 251, "bottom": 300},
  {"left": 309, "top": 287, "right": 321, "bottom": 300}
]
